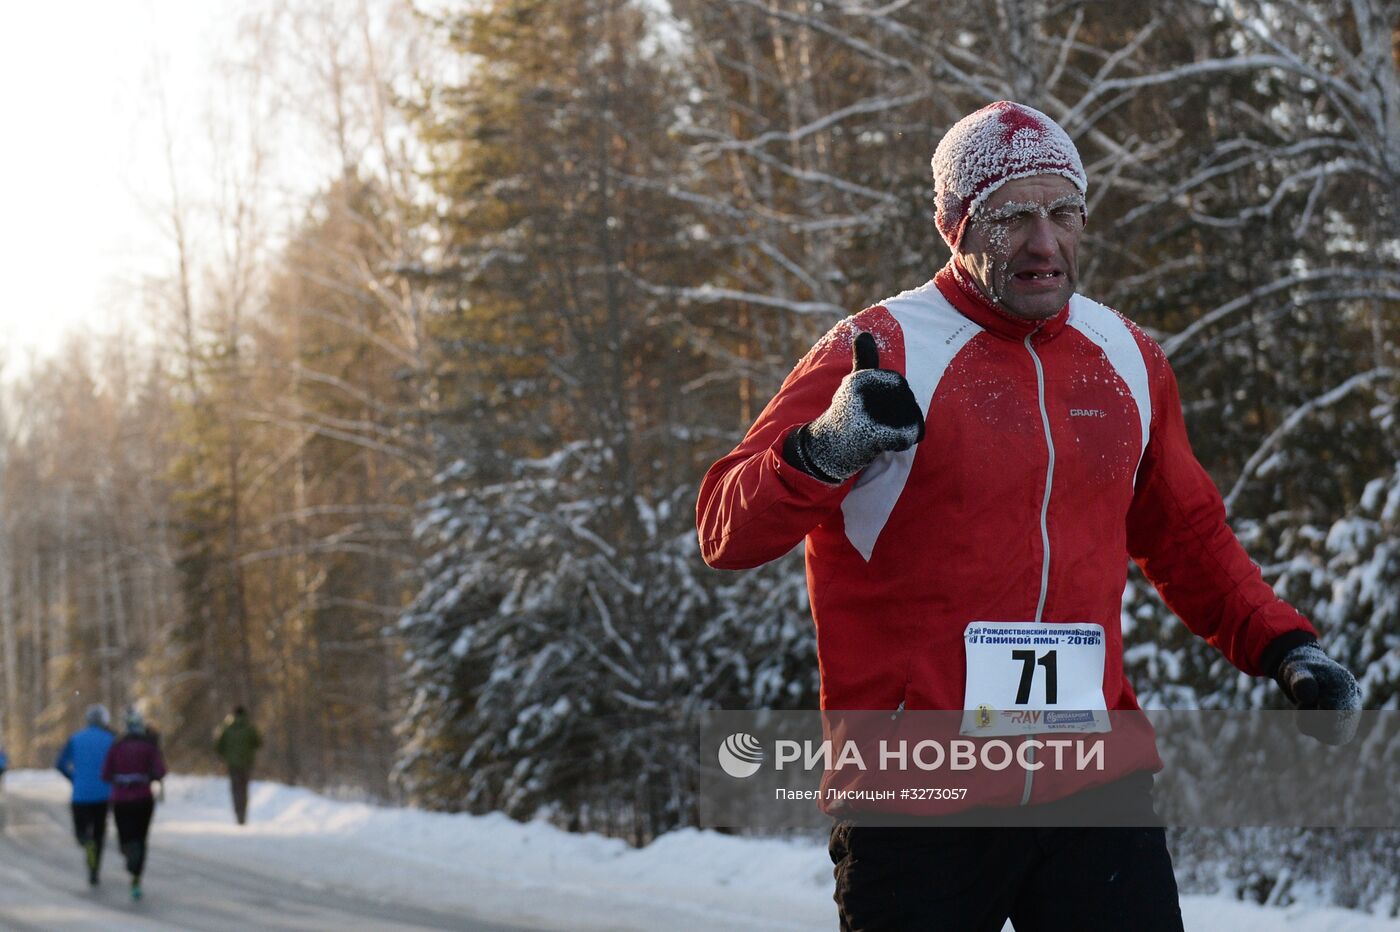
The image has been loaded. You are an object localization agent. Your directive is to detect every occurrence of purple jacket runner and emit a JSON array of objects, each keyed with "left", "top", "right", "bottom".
[{"left": 101, "top": 735, "right": 168, "bottom": 803}]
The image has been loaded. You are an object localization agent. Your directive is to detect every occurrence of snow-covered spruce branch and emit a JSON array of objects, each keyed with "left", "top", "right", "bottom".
[
  {"left": 627, "top": 273, "right": 846, "bottom": 316},
  {"left": 492, "top": 500, "right": 645, "bottom": 598},
  {"left": 1224, "top": 367, "right": 1398, "bottom": 515},
  {"left": 586, "top": 579, "right": 639, "bottom": 670},
  {"left": 564, "top": 625, "right": 645, "bottom": 692},
  {"left": 610, "top": 690, "right": 664, "bottom": 711},
  {"left": 581, "top": 544, "right": 645, "bottom": 599},
  {"left": 503, "top": 616, "right": 651, "bottom": 708},
  {"left": 512, "top": 439, "right": 605, "bottom": 476}
]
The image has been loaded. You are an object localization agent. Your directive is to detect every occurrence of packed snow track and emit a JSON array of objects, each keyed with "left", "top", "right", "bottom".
[{"left": 0, "top": 790, "right": 521, "bottom": 931}]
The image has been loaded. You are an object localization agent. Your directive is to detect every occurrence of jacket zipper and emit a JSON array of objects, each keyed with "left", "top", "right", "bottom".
[
  {"left": 1025, "top": 332, "right": 1055, "bottom": 625},
  {"left": 1021, "top": 330, "right": 1055, "bottom": 805}
]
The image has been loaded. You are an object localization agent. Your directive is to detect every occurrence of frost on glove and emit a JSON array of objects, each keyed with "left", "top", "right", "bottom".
[
  {"left": 784, "top": 332, "right": 925, "bottom": 483},
  {"left": 1268, "top": 639, "right": 1362, "bottom": 746}
]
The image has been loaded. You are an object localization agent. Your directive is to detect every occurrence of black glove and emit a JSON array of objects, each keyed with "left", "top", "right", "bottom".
[
  {"left": 784, "top": 332, "right": 925, "bottom": 483},
  {"left": 1273, "top": 641, "right": 1361, "bottom": 746}
]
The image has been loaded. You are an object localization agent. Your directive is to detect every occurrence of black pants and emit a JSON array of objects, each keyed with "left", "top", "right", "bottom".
[
  {"left": 829, "top": 778, "right": 1184, "bottom": 931},
  {"left": 70, "top": 802, "right": 108, "bottom": 863},
  {"left": 113, "top": 798, "right": 156, "bottom": 879},
  {"left": 229, "top": 767, "right": 251, "bottom": 824}
]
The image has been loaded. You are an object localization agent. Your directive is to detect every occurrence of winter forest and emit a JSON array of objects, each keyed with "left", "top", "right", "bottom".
[{"left": 1, "top": 0, "right": 1398, "bottom": 910}]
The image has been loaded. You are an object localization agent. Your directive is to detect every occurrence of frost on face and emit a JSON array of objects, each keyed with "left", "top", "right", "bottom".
[
  {"left": 931, "top": 101, "right": 1087, "bottom": 246},
  {"left": 976, "top": 193, "right": 1087, "bottom": 235},
  {"left": 958, "top": 191, "right": 1087, "bottom": 307}
]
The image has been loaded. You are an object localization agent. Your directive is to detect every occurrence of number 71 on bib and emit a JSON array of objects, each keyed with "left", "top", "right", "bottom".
[{"left": 960, "top": 621, "right": 1112, "bottom": 736}]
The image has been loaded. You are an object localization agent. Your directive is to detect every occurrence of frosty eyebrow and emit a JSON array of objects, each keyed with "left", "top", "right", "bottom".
[{"left": 978, "top": 192, "right": 1086, "bottom": 223}]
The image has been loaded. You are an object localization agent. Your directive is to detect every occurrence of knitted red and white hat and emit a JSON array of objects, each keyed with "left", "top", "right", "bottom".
[{"left": 932, "top": 101, "right": 1086, "bottom": 249}]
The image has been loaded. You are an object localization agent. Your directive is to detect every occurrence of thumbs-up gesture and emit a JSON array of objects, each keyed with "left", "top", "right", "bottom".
[{"left": 790, "top": 331, "right": 926, "bottom": 483}]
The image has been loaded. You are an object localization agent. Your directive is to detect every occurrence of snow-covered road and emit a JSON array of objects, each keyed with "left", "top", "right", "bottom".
[
  {"left": 0, "top": 783, "right": 511, "bottom": 931},
  {"left": 1, "top": 771, "right": 1397, "bottom": 931},
  {"left": 0, "top": 771, "right": 826, "bottom": 930}
]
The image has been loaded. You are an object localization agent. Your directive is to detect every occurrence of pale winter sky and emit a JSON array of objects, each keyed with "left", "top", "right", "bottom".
[{"left": 0, "top": 1, "right": 225, "bottom": 367}]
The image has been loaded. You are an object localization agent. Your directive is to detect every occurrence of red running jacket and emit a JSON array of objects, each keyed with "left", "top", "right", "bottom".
[{"left": 697, "top": 261, "right": 1314, "bottom": 718}]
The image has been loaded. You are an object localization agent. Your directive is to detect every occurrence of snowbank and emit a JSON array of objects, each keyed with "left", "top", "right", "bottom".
[{"left": 4, "top": 770, "right": 1397, "bottom": 930}]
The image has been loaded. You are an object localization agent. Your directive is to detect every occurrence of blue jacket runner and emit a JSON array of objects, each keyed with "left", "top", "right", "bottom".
[{"left": 55, "top": 726, "right": 115, "bottom": 804}]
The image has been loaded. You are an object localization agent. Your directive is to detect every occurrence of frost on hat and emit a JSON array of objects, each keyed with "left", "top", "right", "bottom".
[{"left": 932, "top": 101, "right": 1086, "bottom": 249}]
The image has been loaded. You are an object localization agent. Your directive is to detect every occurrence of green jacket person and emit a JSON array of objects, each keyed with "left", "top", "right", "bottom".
[{"left": 215, "top": 707, "right": 261, "bottom": 825}]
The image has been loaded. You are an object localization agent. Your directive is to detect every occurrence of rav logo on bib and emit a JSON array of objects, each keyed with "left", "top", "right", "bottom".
[{"left": 960, "top": 621, "right": 1111, "bottom": 736}]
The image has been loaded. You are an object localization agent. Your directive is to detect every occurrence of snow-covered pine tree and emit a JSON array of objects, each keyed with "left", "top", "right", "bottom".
[{"left": 395, "top": 0, "right": 818, "bottom": 843}]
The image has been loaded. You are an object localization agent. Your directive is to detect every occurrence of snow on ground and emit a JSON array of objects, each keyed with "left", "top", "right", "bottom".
[{"left": 4, "top": 770, "right": 1398, "bottom": 931}]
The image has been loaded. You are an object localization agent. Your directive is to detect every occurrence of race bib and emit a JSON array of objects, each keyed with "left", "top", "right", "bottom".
[{"left": 960, "top": 621, "right": 1111, "bottom": 736}]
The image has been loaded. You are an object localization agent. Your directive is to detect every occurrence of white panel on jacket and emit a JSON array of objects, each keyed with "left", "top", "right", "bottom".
[
  {"left": 1066, "top": 296, "right": 1153, "bottom": 482},
  {"left": 842, "top": 282, "right": 982, "bottom": 561}
]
